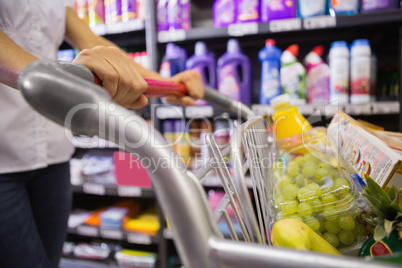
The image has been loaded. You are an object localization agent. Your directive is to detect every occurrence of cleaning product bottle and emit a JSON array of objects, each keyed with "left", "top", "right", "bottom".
[
  {"left": 258, "top": 39, "right": 282, "bottom": 105},
  {"left": 298, "top": 0, "right": 326, "bottom": 18},
  {"left": 304, "top": 45, "right": 330, "bottom": 104},
  {"left": 217, "top": 39, "right": 251, "bottom": 104},
  {"left": 350, "top": 39, "right": 371, "bottom": 105},
  {"left": 186, "top": 42, "right": 216, "bottom": 105},
  {"left": 361, "top": 0, "right": 399, "bottom": 13},
  {"left": 370, "top": 54, "right": 377, "bottom": 102},
  {"left": 213, "top": 0, "right": 237, "bottom": 28},
  {"left": 280, "top": 44, "right": 307, "bottom": 105},
  {"left": 271, "top": 94, "right": 312, "bottom": 140},
  {"left": 236, "top": 0, "right": 261, "bottom": 23},
  {"left": 261, "top": 0, "right": 297, "bottom": 22},
  {"left": 167, "top": 0, "right": 182, "bottom": 30},
  {"left": 157, "top": 0, "right": 169, "bottom": 32},
  {"left": 181, "top": 0, "right": 191, "bottom": 30},
  {"left": 329, "top": 41, "right": 349, "bottom": 105},
  {"left": 160, "top": 43, "right": 186, "bottom": 78},
  {"left": 328, "top": 0, "right": 359, "bottom": 16}
]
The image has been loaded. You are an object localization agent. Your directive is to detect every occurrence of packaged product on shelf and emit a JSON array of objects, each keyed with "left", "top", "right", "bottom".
[
  {"left": 304, "top": 45, "right": 330, "bottom": 104},
  {"left": 280, "top": 44, "right": 307, "bottom": 105},
  {"left": 350, "top": 39, "right": 371, "bottom": 105},
  {"left": 189, "top": 120, "right": 201, "bottom": 156},
  {"left": 121, "top": 0, "right": 136, "bottom": 22},
  {"left": 298, "top": 0, "right": 326, "bottom": 17},
  {"left": 181, "top": 0, "right": 191, "bottom": 30},
  {"left": 214, "top": 118, "right": 232, "bottom": 149},
  {"left": 157, "top": 0, "right": 169, "bottom": 31},
  {"left": 186, "top": 42, "right": 216, "bottom": 105},
  {"left": 328, "top": 0, "right": 360, "bottom": 16},
  {"left": 270, "top": 127, "right": 368, "bottom": 253},
  {"left": 327, "top": 111, "right": 402, "bottom": 190},
  {"left": 261, "top": 0, "right": 297, "bottom": 23},
  {"left": 115, "top": 249, "right": 157, "bottom": 268},
  {"left": 159, "top": 43, "right": 187, "bottom": 78},
  {"left": 140, "top": 51, "right": 150, "bottom": 69},
  {"left": 167, "top": 0, "right": 182, "bottom": 30},
  {"left": 361, "top": 0, "right": 399, "bottom": 13},
  {"left": 88, "top": 0, "right": 105, "bottom": 26},
  {"left": 258, "top": 39, "right": 282, "bottom": 105},
  {"left": 174, "top": 119, "right": 191, "bottom": 166},
  {"left": 162, "top": 120, "right": 175, "bottom": 147},
  {"left": 80, "top": 149, "right": 116, "bottom": 185},
  {"left": 109, "top": 0, "right": 123, "bottom": 24},
  {"left": 57, "top": 49, "right": 76, "bottom": 62},
  {"left": 62, "top": 242, "right": 76, "bottom": 257},
  {"left": 194, "top": 120, "right": 214, "bottom": 172},
  {"left": 213, "top": 0, "right": 237, "bottom": 28},
  {"left": 217, "top": 39, "right": 251, "bottom": 104},
  {"left": 73, "top": 242, "right": 112, "bottom": 260},
  {"left": 123, "top": 207, "right": 160, "bottom": 235},
  {"left": 270, "top": 94, "right": 312, "bottom": 141},
  {"left": 136, "top": 0, "right": 145, "bottom": 19},
  {"left": 236, "top": 0, "right": 261, "bottom": 23},
  {"left": 74, "top": 0, "right": 89, "bottom": 23},
  {"left": 68, "top": 209, "right": 91, "bottom": 228},
  {"left": 329, "top": 41, "right": 350, "bottom": 105}
]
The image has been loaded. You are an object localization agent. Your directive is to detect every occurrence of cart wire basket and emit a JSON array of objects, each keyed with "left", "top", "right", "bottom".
[{"left": 18, "top": 60, "right": 400, "bottom": 268}]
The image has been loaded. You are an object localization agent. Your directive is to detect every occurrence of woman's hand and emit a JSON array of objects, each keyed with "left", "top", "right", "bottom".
[
  {"left": 72, "top": 45, "right": 148, "bottom": 109},
  {"left": 164, "top": 70, "right": 204, "bottom": 106}
]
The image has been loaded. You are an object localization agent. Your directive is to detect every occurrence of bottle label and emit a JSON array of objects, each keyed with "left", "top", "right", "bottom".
[
  {"left": 181, "top": 0, "right": 191, "bottom": 30},
  {"left": 331, "top": 0, "right": 358, "bottom": 11},
  {"left": 330, "top": 58, "right": 349, "bottom": 98},
  {"left": 121, "top": 0, "right": 135, "bottom": 22},
  {"left": 157, "top": 3, "right": 168, "bottom": 31},
  {"left": 351, "top": 57, "right": 370, "bottom": 95},
  {"left": 363, "top": 0, "right": 389, "bottom": 10},
  {"left": 216, "top": 0, "right": 236, "bottom": 24},
  {"left": 299, "top": 0, "right": 324, "bottom": 17},
  {"left": 307, "top": 64, "right": 329, "bottom": 104},
  {"left": 261, "top": 60, "right": 280, "bottom": 103},
  {"left": 238, "top": 0, "right": 260, "bottom": 22},
  {"left": 167, "top": 0, "right": 182, "bottom": 29},
  {"left": 280, "top": 63, "right": 306, "bottom": 103},
  {"left": 193, "top": 66, "right": 209, "bottom": 105},
  {"left": 219, "top": 65, "right": 240, "bottom": 101}
]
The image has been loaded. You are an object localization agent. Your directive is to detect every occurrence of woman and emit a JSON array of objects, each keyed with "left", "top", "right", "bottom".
[{"left": 0, "top": 1, "right": 202, "bottom": 267}]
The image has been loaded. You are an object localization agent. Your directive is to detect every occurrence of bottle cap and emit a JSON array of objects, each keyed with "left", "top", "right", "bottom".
[
  {"left": 286, "top": 44, "right": 299, "bottom": 57},
  {"left": 195, "top": 41, "right": 207, "bottom": 56},
  {"left": 312, "top": 45, "right": 324, "bottom": 57},
  {"left": 270, "top": 94, "right": 290, "bottom": 108},
  {"left": 351, "top": 39, "right": 370, "bottom": 47},
  {"left": 166, "top": 43, "right": 177, "bottom": 58},
  {"left": 330, "top": 41, "right": 348, "bottom": 49},
  {"left": 227, "top": 39, "right": 241, "bottom": 53},
  {"left": 265, "top": 39, "right": 275, "bottom": 47}
]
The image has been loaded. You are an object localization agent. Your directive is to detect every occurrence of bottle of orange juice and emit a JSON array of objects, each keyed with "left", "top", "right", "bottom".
[{"left": 271, "top": 94, "right": 311, "bottom": 140}]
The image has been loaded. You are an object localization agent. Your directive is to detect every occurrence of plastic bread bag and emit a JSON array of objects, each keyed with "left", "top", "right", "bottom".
[{"left": 270, "top": 127, "right": 368, "bottom": 254}]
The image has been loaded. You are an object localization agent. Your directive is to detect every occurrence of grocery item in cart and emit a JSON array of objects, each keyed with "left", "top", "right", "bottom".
[
  {"left": 271, "top": 94, "right": 312, "bottom": 141},
  {"left": 270, "top": 128, "right": 368, "bottom": 253}
]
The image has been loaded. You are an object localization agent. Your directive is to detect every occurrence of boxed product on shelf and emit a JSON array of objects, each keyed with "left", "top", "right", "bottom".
[
  {"left": 123, "top": 207, "right": 160, "bottom": 236},
  {"left": 73, "top": 242, "right": 112, "bottom": 260},
  {"left": 115, "top": 249, "right": 156, "bottom": 268},
  {"left": 271, "top": 127, "right": 368, "bottom": 253},
  {"left": 327, "top": 111, "right": 402, "bottom": 190}
]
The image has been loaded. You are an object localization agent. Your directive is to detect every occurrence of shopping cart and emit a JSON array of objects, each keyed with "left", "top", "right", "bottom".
[{"left": 18, "top": 60, "right": 399, "bottom": 268}]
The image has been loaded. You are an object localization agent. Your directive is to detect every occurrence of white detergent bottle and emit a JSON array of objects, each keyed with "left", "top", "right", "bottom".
[
  {"left": 329, "top": 41, "right": 349, "bottom": 105},
  {"left": 350, "top": 39, "right": 371, "bottom": 105}
]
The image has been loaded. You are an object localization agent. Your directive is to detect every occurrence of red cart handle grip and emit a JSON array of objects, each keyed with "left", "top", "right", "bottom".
[{"left": 92, "top": 74, "right": 187, "bottom": 98}]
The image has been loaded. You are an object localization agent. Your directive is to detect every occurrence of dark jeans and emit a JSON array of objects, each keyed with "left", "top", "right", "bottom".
[{"left": 0, "top": 162, "right": 71, "bottom": 268}]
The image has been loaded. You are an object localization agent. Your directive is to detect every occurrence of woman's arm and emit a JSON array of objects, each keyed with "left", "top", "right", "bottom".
[
  {"left": 0, "top": 30, "right": 38, "bottom": 89},
  {"left": 65, "top": 7, "right": 203, "bottom": 106}
]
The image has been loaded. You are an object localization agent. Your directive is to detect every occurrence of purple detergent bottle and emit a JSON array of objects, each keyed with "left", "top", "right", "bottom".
[
  {"left": 217, "top": 39, "right": 252, "bottom": 104},
  {"left": 181, "top": 0, "right": 191, "bottom": 30},
  {"left": 157, "top": 0, "right": 169, "bottom": 32},
  {"left": 186, "top": 42, "right": 217, "bottom": 105},
  {"left": 167, "top": 0, "right": 182, "bottom": 30},
  {"left": 237, "top": 0, "right": 261, "bottom": 23},
  {"left": 213, "top": 0, "right": 237, "bottom": 28}
]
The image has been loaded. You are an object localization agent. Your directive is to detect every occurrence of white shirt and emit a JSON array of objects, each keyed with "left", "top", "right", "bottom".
[{"left": 0, "top": 0, "right": 75, "bottom": 173}]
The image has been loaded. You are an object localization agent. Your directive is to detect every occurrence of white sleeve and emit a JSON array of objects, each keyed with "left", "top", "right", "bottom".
[{"left": 64, "top": 0, "right": 74, "bottom": 8}]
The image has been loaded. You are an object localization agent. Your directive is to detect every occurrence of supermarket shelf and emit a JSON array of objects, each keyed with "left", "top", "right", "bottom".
[
  {"left": 90, "top": 19, "right": 145, "bottom": 36},
  {"left": 155, "top": 105, "right": 215, "bottom": 119},
  {"left": 60, "top": 257, "right": 118, "bottom": 268},
  {"left": 68, "top": 225, "right": 158, "bottom": 245},
  {"left": 201, "top": 175, "right": 253, "bottom": 188},
  {"left": 252, "top": 101, "right": 400, "bottom": 117},
  {"left": 157, "top": 9, "right": 402, "bottom": 42},
  {"left": 72, "top": 183, "right": 155, "bottom": 198}
]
